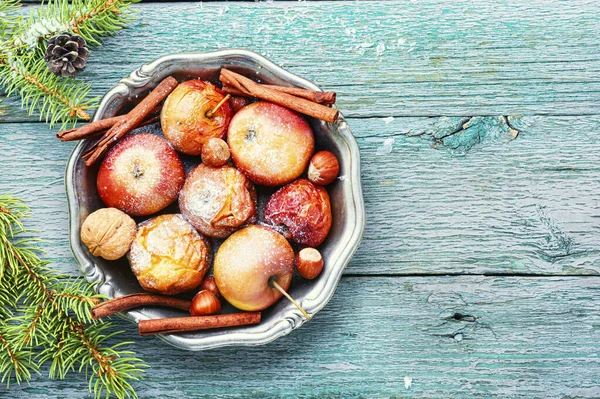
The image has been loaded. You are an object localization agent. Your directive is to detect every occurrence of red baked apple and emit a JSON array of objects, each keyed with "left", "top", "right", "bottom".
[
  {"left": 264, "top": 179, "right": 332, "bottom": 247},
  {"left": 227, "top": 101, "right": 314, "bottom": 186},
  {"left": 161, "top": 80, "right": 232, "bottom": 155},
  {"left": 214, "top": 225, "right": 294, "bottom": 311},
  {"left": 97, "top": 134, "right": 185, "bottom": 216}
]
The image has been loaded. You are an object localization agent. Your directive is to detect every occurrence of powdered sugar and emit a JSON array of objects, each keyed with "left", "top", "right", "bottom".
[
  {"left": 179, "top": 164, "right": 257, "bottom": 238},
  {"left": 377, "top": 138, "right": 395, "bottom": 155},
  {"left": 214, "top": 226, "right": 294, "bottom": 309},
  {"left": 97, "top": 134, "right": 185, "bottom": 217},
  {"left": 185, "top": 180, "right": 223, "bottom": 222},
  {"left": 128, "top": 214, "right": 210, "bottom": 295}
]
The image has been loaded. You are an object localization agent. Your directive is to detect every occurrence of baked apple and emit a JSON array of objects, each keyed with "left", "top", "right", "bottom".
[
  {"left": 128, "top": 214, "right": 211, "bottom": 295},
  {"left": 264, "top": 179, "right": 332, "bottom": 247},
  {"left": 161, "top": 80, "right": 232, "bottom": 155},
  {"left": 96, "top": 134, "right": 185, "bottom": 216},
  {"left": 179, "top": 164, "right": 257, "bottom": 238},
  {"left": 227, "top": 101, "right": 314, "bottom": 186},
  {"left": 214, "top": 225, "right": 294, "bottom": 311}
]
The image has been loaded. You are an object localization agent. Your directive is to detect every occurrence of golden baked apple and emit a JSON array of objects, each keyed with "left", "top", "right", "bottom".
[
  {"left": 128, "top": 214, "right": 211, "bottom": 295},
  {"left": 214, "top": 225, "right": 294, "bottom": 311},
  {"left": 161, "top": 80, "right": 232, "bottom": 155}
]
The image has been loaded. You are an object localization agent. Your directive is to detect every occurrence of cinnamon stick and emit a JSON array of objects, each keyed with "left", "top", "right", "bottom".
[
  {"left": 265, "top": 85, "right": 336, "bottom": 104},
  {"left": 57, "top": 106, "right": 162, "bottom": 142},
  {"left": 57, "top": 115, "right": 123, "bottom": 141},
  {"left": 222, "top": 84, "right": 336, "bottom": 105},
  {"left": 219, "top": 69, "right": 338, "bottom": 123},
  {"left": 91, "top": 293, "right": 191, "bottom": 319},
  {"left": 138, "top": 312, "right": 261, "bottom": 336},
  {"left": 82, "top": 76, "right": 179, "bottom": 166}
]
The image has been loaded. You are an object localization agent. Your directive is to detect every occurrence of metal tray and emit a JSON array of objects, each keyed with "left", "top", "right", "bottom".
[{"left": 65, "top": 49, "right": 365, "bottom": 350}]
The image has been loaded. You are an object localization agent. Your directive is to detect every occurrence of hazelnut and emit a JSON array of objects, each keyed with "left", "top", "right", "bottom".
[
  {"left": 229, "top": 96, "right": 251, "bottom": 114},
  {"left": 80, "top": 208, "right": 136, "bottom": 260},
  {"left": 308, "top": 151, "right": 339, "bottom": 185},
  {"left": 296, "top": 248, "right": 324, "bottom": 279},
  {"left": 200, "top": 275, "right": 221, "bottom": 299},
  {"left": 201, "top": 138, "right": 230, "bottom": 167},
  {"left": 190, "top": 290, "right": 221, "bottom": 316}
]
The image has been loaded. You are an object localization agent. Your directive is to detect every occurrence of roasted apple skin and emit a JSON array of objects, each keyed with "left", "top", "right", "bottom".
[
  {"left": 214, "top": 225, "right": 294, "bottom": 311},
  {"left": 179, "top": 164, "right": 257, "bottom": 238},
  {"left": 161, "top": 80, "right": 232, "bottom": 156},
  {"left": 128, "top": 214, "right": 211, "bottom": 295},
  {"left": 263, "top": 179, "right": 332, "bottom": 247},
  {"left": 96, "top": 134, "right": 185, "bottom": 216},
  {"left": 227, "top": 101, "right": 314, "bottom": 186}
]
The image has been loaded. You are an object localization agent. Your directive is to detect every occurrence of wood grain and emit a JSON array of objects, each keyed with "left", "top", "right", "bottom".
[
  {"left": 1, "top": 2, "right": 599, "bottom": 397},
  {"left": 1, "top": 116, "right": 599, "bottom": 276},
  {"left": 7, "top": 276, "right": 600, "bottom": 398},
  {"left": 2, "top": 1, "right": 600, "bottom": 122}
]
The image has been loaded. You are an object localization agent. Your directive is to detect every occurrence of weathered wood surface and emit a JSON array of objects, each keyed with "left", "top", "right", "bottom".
[
  {"left": 2, "top": 0, "right": 600, "bottom": 122},
  {"left": 2, "top": 116, "right": 599, "bottom": 275},
  {"left": 5, "top": 276, "right": 600, "bottom": 398},
  {"left": 1, "top": 1, "right": 600, "bottom": 398}
]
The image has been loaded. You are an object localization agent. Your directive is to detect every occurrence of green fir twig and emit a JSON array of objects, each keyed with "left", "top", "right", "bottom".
[
  {"left": 0, "top": 194, "right": 147, "bottom": 398},
  {"left": 0, "top": 0, "right": 139, "bottom": 127}
]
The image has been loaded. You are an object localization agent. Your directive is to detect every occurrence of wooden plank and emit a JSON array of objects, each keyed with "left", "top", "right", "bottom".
[
  {"left": 8, "top": 275, "right": 600, "bottom": 398},
  {"left": 356, "top": 115, "right": 600, "bottom": 275},
  {"left": 1, "top": 116, "right": 599, "bottom": 276},
  {"left": 2, "top": 0, "right": 600, "bottom": 122}
]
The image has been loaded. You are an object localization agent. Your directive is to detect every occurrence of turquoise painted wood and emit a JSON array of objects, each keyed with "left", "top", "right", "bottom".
[
  {"left": 10, "top": 276, "right": 600, "bottom": 398},
  {"left": 1, "top": 1, "right": 599, "bottom": 398},
  {"left": 3, "top": 1, "right": 600, "bottom": 121},
  {"left": 2, "top": 116, "right": 600, "bottom": 276}
]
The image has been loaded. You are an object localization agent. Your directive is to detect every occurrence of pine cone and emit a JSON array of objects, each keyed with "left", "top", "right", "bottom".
[{"left": 44, "top": 33, "right": 90, "bottom": 78}]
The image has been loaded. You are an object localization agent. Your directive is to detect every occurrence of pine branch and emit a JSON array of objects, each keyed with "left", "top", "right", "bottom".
[
  {"left": 0, "top": 328, "right": 38, "bottom": 387},
  {"left": 13, "top": 0, "right": 139, "bottom": 49},
  {"left": 39, "top": 299, "right": 146, "bottom": 399},
  {"left": 0, "top": 285, "right": 17, "bottom": 320},
  {"left": 0, "top": 0, "right": 139, "bottom": 127},
  {"left": 20, "top": 301, "right": 47, "bottom": 347},
  {"left": 0, "top": 1, "right": 20, "bottom": 35},
  {"left": 0, "top": 194, "right": 147, "bottom": 397},
  {"left": 0, "top": 57, "right": 93, "bottom": 123}
]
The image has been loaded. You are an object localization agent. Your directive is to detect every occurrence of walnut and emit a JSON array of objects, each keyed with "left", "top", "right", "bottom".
[{"left": 80, "top": 208, "right": 137, "bottom": 260}]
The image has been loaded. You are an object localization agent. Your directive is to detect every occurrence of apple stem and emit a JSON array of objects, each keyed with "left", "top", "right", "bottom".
[
  {"left": 270, "top": 280, "right": 311, "bottom": 321},
  {"left": 206, "top": 94, "right": 231, "bottom": 118}
]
